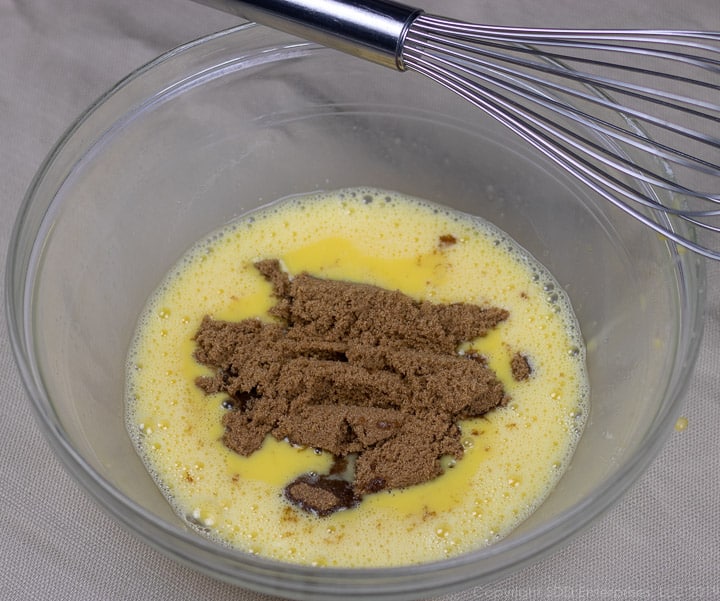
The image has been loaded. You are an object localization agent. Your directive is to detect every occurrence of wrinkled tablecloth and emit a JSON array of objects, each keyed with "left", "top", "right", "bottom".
[{"left": 1, "top": 1, "right": 718, "bottom": 599}]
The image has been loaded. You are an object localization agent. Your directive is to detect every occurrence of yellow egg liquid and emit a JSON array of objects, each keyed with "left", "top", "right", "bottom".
[{"left": 125, "top": 188, "right": 588, "bottom": 567}]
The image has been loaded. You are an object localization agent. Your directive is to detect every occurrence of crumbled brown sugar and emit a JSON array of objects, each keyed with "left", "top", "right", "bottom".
[
  {"left": 511, "top": 352, "right": 532, "bottom": 381},
  {"left": 194, "top": 259, "right": 512, "bottom": 514}
]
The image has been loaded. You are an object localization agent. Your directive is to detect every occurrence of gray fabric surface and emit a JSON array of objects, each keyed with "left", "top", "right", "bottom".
[{"left": 1, "top": 0, "right": 718, "bottom": 599}]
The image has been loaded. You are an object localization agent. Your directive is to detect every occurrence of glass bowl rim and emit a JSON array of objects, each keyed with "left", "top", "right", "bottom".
[{"left": 4, "top": 22, "right": 707, "bottom": 598}]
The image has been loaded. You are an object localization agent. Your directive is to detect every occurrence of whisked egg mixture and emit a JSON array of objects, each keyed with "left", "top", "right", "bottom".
[{"left": 125, "top": 188, "right": 588, "bottom": 566}]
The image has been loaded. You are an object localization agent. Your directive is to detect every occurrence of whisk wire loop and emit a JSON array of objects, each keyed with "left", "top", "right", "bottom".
[
  {"left": 406, "top": 53, "right": 714, "bottom": 223},
  {"left": 413, "top": 16, "right": 720, "bottom": 55},
  {"left": 424, "top": 82, "right": 714, "bottom": 256},
  {"left": 404, "top": 33, "right": 720, "bottom": 175},
  {"left": 405, "top": 26, "right": 720, "bottom": 141},
  {"left": 402, "top": 13, "right": 720, "bottom": 259}
]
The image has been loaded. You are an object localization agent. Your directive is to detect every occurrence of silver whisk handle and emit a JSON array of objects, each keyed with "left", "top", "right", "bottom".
[{"left": 190, "top": 0, "right": 422, "bottom": 70}]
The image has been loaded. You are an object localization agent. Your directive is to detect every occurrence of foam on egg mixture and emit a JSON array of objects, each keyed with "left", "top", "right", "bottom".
[{"left": 125, "top": 188, "right": 588, "bottom": 567}]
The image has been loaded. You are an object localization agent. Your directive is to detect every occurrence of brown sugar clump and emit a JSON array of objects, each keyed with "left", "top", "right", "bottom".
[
  {"left": 284, "top": 473, "right": 360, "bottom": 517},
  {"left": 193, "top": 259, "right": 510, "bottom": 514},
  {"left": 511, "top": 352, "right": 532, "bottom": 381},
  {"left": 438, "top": 233, "right": 458, "bottom": 247}
]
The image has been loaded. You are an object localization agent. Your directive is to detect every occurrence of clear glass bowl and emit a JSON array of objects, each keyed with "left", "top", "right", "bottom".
[{"left": 5, "top": 23, "right": 706, "bottom": 600}]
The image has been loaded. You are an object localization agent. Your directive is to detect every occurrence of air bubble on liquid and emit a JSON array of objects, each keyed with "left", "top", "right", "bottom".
[
  {"left": 185, "top": 510, "right": 211, "bottom": 532},
  {"left": 435, "top": 527, "right": 450, "bottom": 539}
]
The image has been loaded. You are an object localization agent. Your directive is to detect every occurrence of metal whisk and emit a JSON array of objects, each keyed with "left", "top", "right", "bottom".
[{"left": 191, "top": 0, "right": 720, "bottom": 260}]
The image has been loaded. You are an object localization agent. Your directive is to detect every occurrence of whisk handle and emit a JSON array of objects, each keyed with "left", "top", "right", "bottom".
[{"left": 190, "top": 0, "right": 422, "bottom": 70}]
